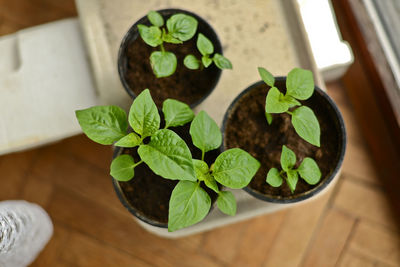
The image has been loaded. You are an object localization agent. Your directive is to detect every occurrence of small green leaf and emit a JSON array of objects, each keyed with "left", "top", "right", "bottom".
[
  {"left": 213, "top": 148, "right": 260, "bottom": 189},
  {"left": 286, "top": 68, "right": 314, "bottom": 100},
  {"left": 282, "top": 95, "right": 301, "bottom": 108},
  {"left": 266, "top": 168, "right": 283, "bottom": 187},
  {"left": 291, "top": 106, "right": 320, "bottom": 147},
  {"left": 280, "top": 145, "right": 296, "bottom": 172},
  {"left": 128, "top": 89, "right": 160, "bottom": 138},
  {"left": 168, "top": 181, "right": 211, "bottom": 232},
  {"left": 138, "top": 129, "right": 196, "bottom": 181},
  {"left": 193, "top": 159, "right": 219, "bottom": 193},
  {"left": 162, "top": 29, "right": 182, "bottom": 44},
  {"left": 189, "top": 111, "right": 222, "bottom": 153},
  {"left": 110, "top": 155, "right": 135, "bottom": 181},
  {"left": 137, "top": 24, "right": 162, "bottom": 47},
  {"left": 150, "top": 51, "right": 177, "bottom": 78},
  {"left": 197, "top": 33, "right": 214, "bottom": 56},
  {"left": 265, "top": 112, "right": 273, "bottom": 125},
  {"left": 114, "top": 133, "right": 141, "bottom": 148},
  {"left": 258, "top": 67, "right": 275, "bottom": 87},
  {"left": 162, "top": 99, "right": 194, "bottom": 128},
  {"left": 213, "top": 53, "right": 232, "bottom": 69},
  {"left": 184, "top": 54, "right": 200, "bottom": 70},
  {"left": 166, "top": 13, "right": 198, "bottom": 41},
  {"left": 147, "top": 11, "right": 164, "bottom": 27},
  {"left": 75, "top": 106, "right": 128, "bottom": 145},
  {"left": 202, "top": 56, "right": 212, "bottom": 68},
  {"left": 298, "top": 157, "right": 321, "bottom": 185},
  {"left": 286, "top": 170, "right": 298, "bottom": 193},
  {"left": 193, "top": 159, "right": 209, "bottom": 181},
  {"left": 217, "top": 191, "right": 236, "bottom": 216},
  {"left": 265, "top": 87, "right": 289, "bottom": 113}
]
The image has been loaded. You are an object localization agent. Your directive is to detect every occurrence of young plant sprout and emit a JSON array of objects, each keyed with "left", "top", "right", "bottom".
[
  {"left": 258, "top": 67, "right": 321, "bottom": 147},
  {"left": 184, "top": 33, "right": 232, "bottom": 70},
  {"left": 138, "top": 11, "right": 232, "bottom": 78},
  {"left": 75, "top": 89, "right": 259, "bottom": 232},
  {"left": 266, "top": 145, "right": 321, "bottom": 193}
]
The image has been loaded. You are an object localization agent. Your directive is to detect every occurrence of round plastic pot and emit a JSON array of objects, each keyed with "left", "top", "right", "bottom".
[
  {"left": 117, "top": 8, "right": 223, "bottom": 108},
  {"left": 221, "top": 78, "right": 346, "bottom": 204}
]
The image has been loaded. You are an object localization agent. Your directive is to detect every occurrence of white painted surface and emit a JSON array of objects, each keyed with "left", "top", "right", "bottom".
[{"left": 0, "top": 19, "right": 99, "bottom": 155}]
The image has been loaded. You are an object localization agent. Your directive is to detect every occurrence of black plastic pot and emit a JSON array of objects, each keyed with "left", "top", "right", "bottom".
[
  {"left": 221, "top": 78, "right": 346, "bottom": 203},
  {"left": 112, "top": 124, "right": 220, "bottom": 228},
  {"left": 118, "top": 9, "right": 223, "bottom": 108}
]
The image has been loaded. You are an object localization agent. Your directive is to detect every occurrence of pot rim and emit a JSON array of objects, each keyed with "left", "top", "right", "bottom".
[
  {"left": 221, "top": 77, "right": 347, "bottom": 203},
  {"left": 117, "top": 8, "right": 223, "bottom": 109}
]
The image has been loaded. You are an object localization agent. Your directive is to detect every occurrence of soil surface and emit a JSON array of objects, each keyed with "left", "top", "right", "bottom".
[
  {"left": 122, "top": 12, "right": 221, "bottom": 108},
  {"left": 224, "top": 80, "right": 341, "bottom": 199},
  {"left": 118, "top": 123, "right": 220, "bottom": 225}
]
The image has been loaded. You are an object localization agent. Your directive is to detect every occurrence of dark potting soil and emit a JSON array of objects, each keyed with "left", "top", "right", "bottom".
[
  {"left": 125, "top": 31, "right": 220, "bottom": 108},
  {"left": 224, "top": 81, "right": 341, "bottom": 198},
  {"left": 118, "top": 123, "right": 220, "bottom": 224}
]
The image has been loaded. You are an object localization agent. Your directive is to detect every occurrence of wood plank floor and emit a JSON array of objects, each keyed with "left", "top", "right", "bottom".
[{"left": 1, "top": 1, "right": 399, "bottom": 266}]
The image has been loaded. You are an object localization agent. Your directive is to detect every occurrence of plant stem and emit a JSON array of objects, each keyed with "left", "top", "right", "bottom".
[
  {"left": 133, "top": 160, "right": 143, "bottom": 168},
  {"left": 201, "top": 150, "right": 205, "bottom": 161},
  {"left": 160, "top": 42, "right": 165, "bottom": 52},
  {"left": 286, "top": 111, "right": 293, "bottom": 116}
]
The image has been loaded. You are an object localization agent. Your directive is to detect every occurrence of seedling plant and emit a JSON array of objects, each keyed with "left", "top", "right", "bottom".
[
  {"left": 75, "top": 89, "right": 259, "bottom": 232},
  {"left": 138, "top": 11, "right": 232, "bottom": 78},
  {"left": 257, "top": 67, "right": 322, "bottom": 192}
]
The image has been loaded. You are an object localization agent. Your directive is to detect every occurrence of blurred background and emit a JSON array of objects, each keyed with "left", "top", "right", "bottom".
[{"left": 0, "top": 0, "right": 399, "bottom": 266}]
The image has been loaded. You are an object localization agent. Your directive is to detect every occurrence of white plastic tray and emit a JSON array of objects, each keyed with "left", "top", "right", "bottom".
[{"left": 75, "top": 0, "right": 328, "bottom": 238}]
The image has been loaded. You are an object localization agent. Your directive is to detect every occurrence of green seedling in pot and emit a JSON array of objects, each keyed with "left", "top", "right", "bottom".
[
  {"left": 184, "top": 33, "right": 232, "bottom": 70},
  {"left": 138, "top": 10, "right": 232, "bottom": 78},
  {"left": 169, "top": 110, "right": 260, "bottom": 231},
  {"left": 258, "top": 67, "right": 321, "bottom": 147},
  {"left": 266, "top": 145, "right": 321, "bottom": 193},
  {"left": 75, "top": 89, "right": 259, "bottom": 232}
]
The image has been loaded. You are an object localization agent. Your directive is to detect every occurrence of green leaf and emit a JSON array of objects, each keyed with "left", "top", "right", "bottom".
[
  {"left": 161, "top": 29, "right": 182, "bottom": 44},
  {"left": 286, "top": 170, "right": 298, "bottom": 193},
  {"left": 110, "top": 155, "right": 135, "bottom": 181},
  {"left": 193, "top": 159, "right": 209, "bottom": 181},
  {"left": 137, "top": 24, "right": 162, "bottom": 47},
  {"left": 75, "top": 106, "right": 128, "bottom": 145},
  {"left": 213, "top": 53, "right": 232, "bottom": 69},
  {"left": 286, "top": 68, "right": 314, "bottom": 100},
  {"left": 265, "top": 87, "right": 289, "bottom": 113},
  {"left": 147, "top": 11, "right": 164, "bottom": 27},
  {"left": 298, "top": 157, "right": 321, "bottom": 185},
  {"left": 162, "top": 99, "right": 194, "bottom": 128},
  {"left": 217, "top": 191, "right": 236, "bottom": 216},
  {"left": 168, "top": 181, "right": 211, "bottom": 232},
  {"left": 258, "top": 67, "right": 275, "bottom": 87},
  {"left": 266, "top": 168, "right": 283, "bottom": 187},
  {"left": 197, "top": 33, "right": 214, "bottom": 56},
  {"left": 114, "top": 132, "right": 141, "bottom": 148},
  {"left": 265, "top": 112, "right": 273, "bottom": 125},
  {"left": 193, "top": 159, "right": 219, "bottom": 193},
  {"left": 202, "top": 56, "right": 212, "bottom": 68},
  {"left": 213, "top": 148, "right": 260, "bottom": 189},
  {"left": 291, "top": 106, "right": 320, "bottom": 147},
  {"left": 280, "top": 145, "right": 296, "bottom": 171},
  {"left": 138, "top": 129, "right": 196, "bottom": 181},
  {"left": 189, "top": 111, "right": 222, "bottom": 153},
  {"left": 282, "top": 95, "right": 301, "bottom": 108},
  {"left": 150, "top": 51, "right": 177, "bottom": 78},
  {"left": 166, "top": 13, "right": 198, "bottom": 41},
  {"left": 183, "top": 54, "right": 200, "bottom": 70},
  {"left": 128, "top": 89, "right": 160, "bottom": 138}
]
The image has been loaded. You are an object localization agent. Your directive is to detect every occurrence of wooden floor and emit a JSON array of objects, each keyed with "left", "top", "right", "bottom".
[{"left": 1, "top": 1, "right": 399, "bottom": 266}]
